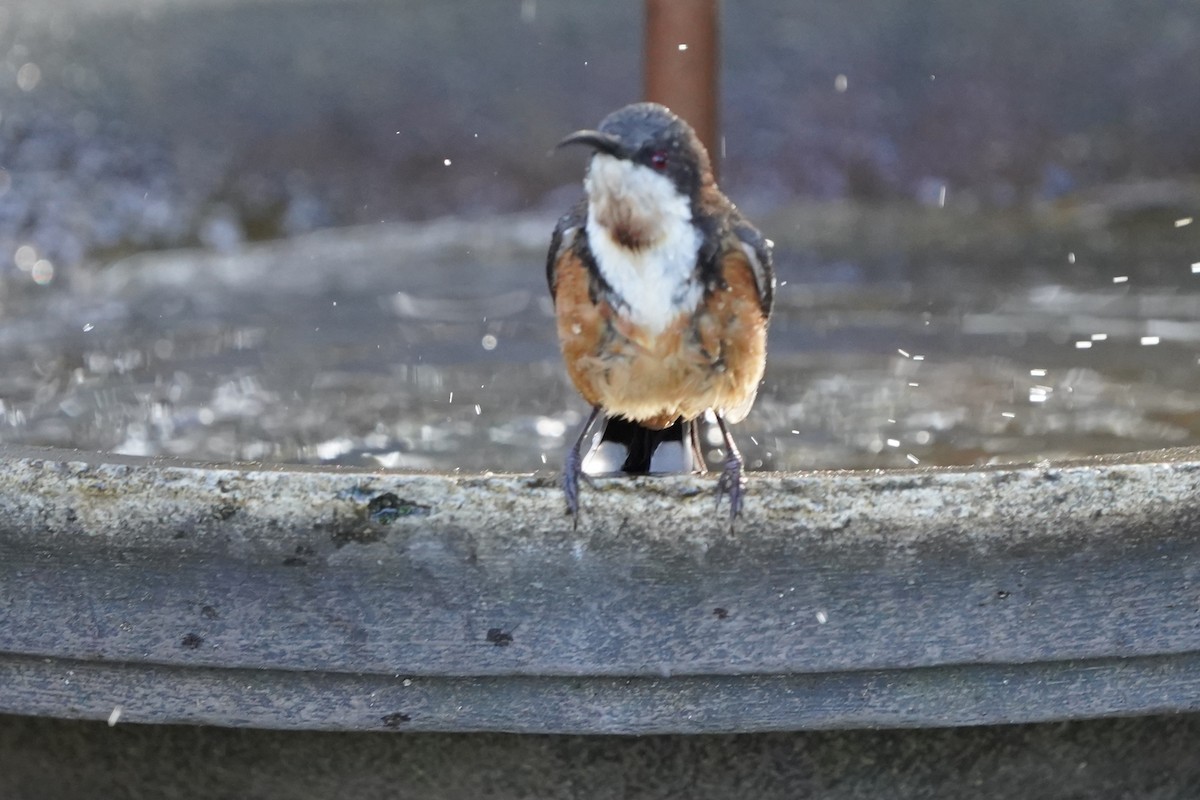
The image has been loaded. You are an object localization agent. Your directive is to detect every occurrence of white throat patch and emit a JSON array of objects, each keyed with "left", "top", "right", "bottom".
[{"left": 584, "top": 154, "right": 701, "bottom": 334}]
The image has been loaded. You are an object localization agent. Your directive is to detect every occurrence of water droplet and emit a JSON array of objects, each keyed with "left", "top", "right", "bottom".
[
  {"left": 16, "top": 62, "right": 41, "bottom": 92},
  {"left": 31, "top": 259, "right": 54, "bottom": 285},
  {"left": 13, "top": 245, "right": 36, "bottom": 270}
]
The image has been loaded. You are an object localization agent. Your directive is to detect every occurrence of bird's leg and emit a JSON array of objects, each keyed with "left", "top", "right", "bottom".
[
  {"left": 713, "top": 414, "right": 746, "bottom": 521},
  {"left": 563, "top": 405, "right": 603, "bottom": 524},
  {"left": 687, "top": 419, "right": 708, "bottom": 474}
]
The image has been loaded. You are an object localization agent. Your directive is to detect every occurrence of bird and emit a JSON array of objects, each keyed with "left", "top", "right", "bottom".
[{"left": 546, "top": 102, "right": 774, "bottom": 523}]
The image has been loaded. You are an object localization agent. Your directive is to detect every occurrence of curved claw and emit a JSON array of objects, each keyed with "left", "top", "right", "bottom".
[{"left": 712, "top": 414, "right": 746, "bottom": 525}]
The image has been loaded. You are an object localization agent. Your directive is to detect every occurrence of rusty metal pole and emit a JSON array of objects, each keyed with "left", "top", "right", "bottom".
[{"left": 644, "top": 0, "right": 719, "bottom": 173}]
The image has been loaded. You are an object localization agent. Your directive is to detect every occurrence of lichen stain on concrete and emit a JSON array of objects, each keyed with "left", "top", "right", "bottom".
[
  {"left": 212, "top": 503, "right": 239, "bottom": 520},
  {"left": 324, "top": 491, "right": 431, "bottom": 548},
  {"left": 367, "top": 492, "right": 430, "bottom": 524}
]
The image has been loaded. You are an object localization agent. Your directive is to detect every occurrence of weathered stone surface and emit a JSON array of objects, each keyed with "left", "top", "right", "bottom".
[{"left": 1, "top": 443, "right": 1199, "bottom": 732}]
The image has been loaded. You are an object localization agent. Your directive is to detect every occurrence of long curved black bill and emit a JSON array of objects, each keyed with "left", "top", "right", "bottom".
[{"left": 555, "top": 129, "right": 625, "bottom": 157}]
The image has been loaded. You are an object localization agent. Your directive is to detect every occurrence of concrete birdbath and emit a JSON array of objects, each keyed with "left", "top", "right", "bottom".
[
  {"left": 3, "top": 441, "right": 1199, "bottom": 733},
  {"left": 3, "top": 0, "right": 1200, "bottom": 745}
]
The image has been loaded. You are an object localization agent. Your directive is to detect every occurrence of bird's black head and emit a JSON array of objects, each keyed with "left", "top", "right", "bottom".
[{"left": 557, "top": 102, "right": 712, "bottom": 199}]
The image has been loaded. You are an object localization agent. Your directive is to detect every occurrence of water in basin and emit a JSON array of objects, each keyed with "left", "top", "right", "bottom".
[{"left": 2, "top": 209, "right": 1199, "bottom": 474}]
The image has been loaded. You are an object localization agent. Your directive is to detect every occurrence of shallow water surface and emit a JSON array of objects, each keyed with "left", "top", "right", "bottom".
[{"left": 2, "top": 219, "right": 1200, "bottom": 473}]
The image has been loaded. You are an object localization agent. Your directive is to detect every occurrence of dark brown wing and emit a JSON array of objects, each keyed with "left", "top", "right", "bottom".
[
  {"left": 546, "top": 202, "right": 587, "bottom": 299},
  {"left": 695, "top": 203, "right": 775, "bottom": 319},
  {"left": 731, "top": 215, "right": 775, "bottom": 318}
]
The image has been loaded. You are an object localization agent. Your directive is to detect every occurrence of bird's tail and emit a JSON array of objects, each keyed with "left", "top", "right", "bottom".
[{"left": 583, "top": 417, "right": 706, "bottom": 475}]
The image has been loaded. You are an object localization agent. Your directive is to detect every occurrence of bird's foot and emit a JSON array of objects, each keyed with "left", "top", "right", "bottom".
[
  {"left": 562, "top": 406, "right": 602, "bottom": 528},
  {"left": 563, "top": 442, "right": 585, "bottom": 527},
  {"left": 714, "top": 451, "right": 745, "bottom": 523}
]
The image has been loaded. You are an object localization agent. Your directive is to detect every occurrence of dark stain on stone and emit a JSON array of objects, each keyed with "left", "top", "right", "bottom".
[
  {"left": 329, "top": 524, "right": 386, "bottom": 548},
  {"left": 181, "top": 632, "right": 205, "bottom": 649},
  {"left": 284, "top": 543, "right": 317, "bottom": 565},
  {"left": 713, "top": 607, "right": 729, "bottom": 620},
  {"left": 381, "top": 712, "right": 411, "bottom": 728},
  {"left": 522, "top": 474, "right": 560, "bottom": 490},
  {"left": 336, "top": 484, "right": 376, "bottom": 503},
  {"left": 875, "top": 477, "right": 934, "bottom": 492},
  {"left": 368, "top": 492, "right": 430, "bottom": 525},
  {"left": 486, "top": 627, "right": 514, "bottom": 647},
  {"left": 329, "top": 493, "right": 431, "bottom": 547},
  {"left": 200, "top": 605, "right": 219, "bottom": 620}
]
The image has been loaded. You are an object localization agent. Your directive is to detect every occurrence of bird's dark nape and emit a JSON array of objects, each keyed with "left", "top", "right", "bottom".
[{"left": 599, "top": 417, "right": 703, "bottom": 474}]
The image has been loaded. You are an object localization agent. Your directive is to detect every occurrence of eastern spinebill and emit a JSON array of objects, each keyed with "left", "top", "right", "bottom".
[{"left": 546, "top": 102, "right": 774, "bottom": 522}]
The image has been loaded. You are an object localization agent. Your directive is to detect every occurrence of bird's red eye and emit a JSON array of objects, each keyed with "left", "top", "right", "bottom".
[{"left": 649, "top": 151, "right": 669, "bottom": 171}]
